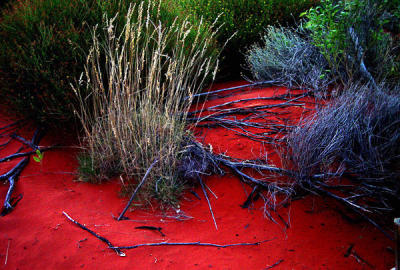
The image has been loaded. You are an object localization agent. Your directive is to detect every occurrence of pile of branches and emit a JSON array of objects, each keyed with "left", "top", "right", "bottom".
[
  {"left": 283, "top": 85, "right": 400, "bottom": 236},
  {"left": 187, "top": 82, "right": 315, "bottom": 146},
  {"left": 0, "top": 120, "right": 53, "bottom": 216}
]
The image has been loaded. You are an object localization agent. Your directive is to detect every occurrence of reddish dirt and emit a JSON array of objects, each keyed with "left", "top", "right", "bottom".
[{"left": 0, "top": 82, "right": 395, "bottom": 269}]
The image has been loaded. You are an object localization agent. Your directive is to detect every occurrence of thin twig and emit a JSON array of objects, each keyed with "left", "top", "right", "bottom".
[
  {"left": 198, "top": 176, "right": 218, "bottom": 230},
  {"left": 117, "top": 159, "right": 158, "bottom": 221},
  {"left": 190, "top": 80, "right": 277, "bottom": 99},
  {"left": 265, "top": 259, "right": 284, "bottom": 269},
  {"left": 112, "top": 239, "right": 272, "bottom": 250},
  {"left": 4, "top": 239, "right": 10, "bottom": 265},
  {"left": 62, "top": 211, "right": 125, "bottom": 256},
  {"left": 0, "top": 146, "right": 56, "bottom": 163}
]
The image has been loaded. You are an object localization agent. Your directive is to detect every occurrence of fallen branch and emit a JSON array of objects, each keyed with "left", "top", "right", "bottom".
[
  {"left": 135, "top": 226, "right": 165, "bottom": 237},
  {"left": 112, "top": 239, "right": 272, "bottom": 250},
  {"left": 198, "top": 175, "right": 218, "bottom": 230},
  {"left": 117, "top": 159, "right": 158, "bottom": 221},
  {"left": 190, "top": 80, "right": 277, "bottom": 99},
  {"left": 62, "top": 211, "right": 125, "bottom": 256},
  {"left": 1, "top": 128, "right": 46, "bottom": 216},
  {"left": 10, "top": 133, "right": 40, "bottom": 151},
  {"left": 63, "top": 211, "right": 272, "bottom": 256},
  {"left": 265, "top": 259, "right": 284, "bottom": 269},
  {"left": 0, "top": 158, "right": 29, "bottom": 216},
  {"left": 0, "top": 146, "right": 56, "bottom": 163}
]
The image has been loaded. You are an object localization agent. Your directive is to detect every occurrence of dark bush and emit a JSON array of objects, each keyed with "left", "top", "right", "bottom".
[
  {"left": 179, "top": 0, "right": 319, "bottom": 78},
  {"left": 0, "top": 0, "right": 218, "bottom": 125}
]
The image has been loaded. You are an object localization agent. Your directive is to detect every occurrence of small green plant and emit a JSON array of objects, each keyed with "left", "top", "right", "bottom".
[
  {"left": 77, "top": 154, "right": 100, "bottom": 183},
  {"left": 32, "top": 149, "right": 43, "bottom": 163},
  {"left": 303, "top": 0, "right": 400, "bottom": 85}
]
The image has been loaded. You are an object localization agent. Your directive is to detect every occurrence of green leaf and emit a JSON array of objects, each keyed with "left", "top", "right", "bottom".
[
  {"left": 33, "top": 156, "right": 41, "bottom": 163},
  {"left": 36, "top": 149, "right": 43, "bottom": 159}
]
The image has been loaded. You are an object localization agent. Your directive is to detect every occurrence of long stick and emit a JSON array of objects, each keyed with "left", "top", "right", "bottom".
[
  {"left": 198, "top": 176, "right": 218, "bottom": 230},
  {"left": 63, "top": 211, "right": 125, "bottom": 256},
  {"left": 0, "top": 146, "right": 55, "bottom": 163},
  {"left": 190, "top": 80, "right": 277, "bottom": 99},
  {"left": 117, "top": 159, "right": 158, "bottom": 221},
  {"left": 112, "top": 239, "right": 272, "bottom": 250},
  {"left": 265, "top": 259, "right": 284, "bottom": 269}
]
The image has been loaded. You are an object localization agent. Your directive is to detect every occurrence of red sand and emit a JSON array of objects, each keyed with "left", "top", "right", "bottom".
[{"left": 0, "top": 82, "right": 395, "bottom": 269}]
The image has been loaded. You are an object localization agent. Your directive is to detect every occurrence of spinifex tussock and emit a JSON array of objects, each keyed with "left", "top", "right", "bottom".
[{"left": 73, "top": 1, "right": 219, "bottom": 206}]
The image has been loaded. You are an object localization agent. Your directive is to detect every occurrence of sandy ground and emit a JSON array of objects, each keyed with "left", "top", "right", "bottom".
[{"left": 0, "top": 82, "right": 394, "bottom": 269}]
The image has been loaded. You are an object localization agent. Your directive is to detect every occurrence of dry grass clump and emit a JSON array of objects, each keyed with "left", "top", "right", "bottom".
[
  {"left": 73, "top": 1, "right": 219, "bottom": 206},
  {"left": 283, "top": 84, "right": 400, "bottom": 218}
]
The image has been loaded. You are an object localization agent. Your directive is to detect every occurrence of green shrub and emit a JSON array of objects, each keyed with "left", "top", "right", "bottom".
[
  {"left": 303, "top": 0, "right": 400, "bottom": 85},
  {"left": 179, "top": 0, "right": 319, "bottom": 77},
  {"left": 0, "top": 0, "right": 218, "bottom": 125},
  {"left": 245, "top": 26, "right": 331, "bottom": 92}
]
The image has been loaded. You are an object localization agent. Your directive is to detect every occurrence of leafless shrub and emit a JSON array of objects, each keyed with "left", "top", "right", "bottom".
[
  {"left": 245, "top": 26, "right": 332, "bottom": 94},
  {"left": 283, "top": 83, "right": 400, "bottom": 218}
]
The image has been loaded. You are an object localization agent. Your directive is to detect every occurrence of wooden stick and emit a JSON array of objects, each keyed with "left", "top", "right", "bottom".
[
  {"left": 0, "top": 146, "right": 56, "bottom": 163},
  {"left": 117, "top": 159, "right": 158, "bottom": 221},
  {"left": 265, "top": 259, "right": 284, "bottom": 269},
  {"left": 190, "top": 80, "right": 277, "bottom": 99},
  {"left": 198, "top": 176, "right": 218, "bottom": 230},
  {"left": 4, "top": 239, "right": 10, "bottom": 265},
  {"left": 112, "top": 239, "right": 272, "bottom": 250},
  {"left": 63, "top": 211, "right": 125, "bottom": 257}
]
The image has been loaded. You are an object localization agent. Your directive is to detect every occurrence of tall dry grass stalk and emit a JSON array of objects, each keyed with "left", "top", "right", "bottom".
[{"left": 73, "top": 1, "right": 219, "bottom": 205}]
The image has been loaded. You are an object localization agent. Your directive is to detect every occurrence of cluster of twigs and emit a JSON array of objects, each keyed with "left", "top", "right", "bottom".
[
  {"left": 186, "top": 82, "right": 400, "bottom": 238},
  {"left": 283, "top": 85, "right": 400, "bottom": 238},
  {"left": 0, "top": 121, "right": 54, "bottom": 216},
  {"left": 187, "top": 82, "right": 315, "bottom": 145}
]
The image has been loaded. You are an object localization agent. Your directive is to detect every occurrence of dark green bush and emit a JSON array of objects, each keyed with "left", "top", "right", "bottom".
[
  {"left": 303, "top": 0, "right": 400, "bottom": 86},
  {"left": 179, "top": 0, "right": 319, "bottom": 77},
  {"left": 0, "top": 0, "right": 218, "bottom": 125}
]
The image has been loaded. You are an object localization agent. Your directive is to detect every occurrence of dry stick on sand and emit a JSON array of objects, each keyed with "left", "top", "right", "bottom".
[
  {"left": 117, "top": 159, "right": 159, "bottom": 221},
  {"left": 197, "top": 175, "right": 218, "bottom": 230},
  {"left": 63, "top": 211, "right": 126, "bottom": 257},
  {"left": 4, "top": 239, "right": 10, "bottom": 265},
  {"left": 189, "top": 80, "right": 277, "bottom": 100},
  {"left": 0, "top": 146, "right": 56, "bottom": 163},
  {"left": 63, "top": 211, "right": 272, "bottom": 256},
  {"left": 112, "top": 239, "right": 272, "bottom": 250},
  {"left": 265, "top": 259, "right": 284, "bottom": 269}
]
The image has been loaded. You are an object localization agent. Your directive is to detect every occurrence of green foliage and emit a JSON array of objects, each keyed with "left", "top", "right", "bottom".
[
  {"left": 77, "top": 154, "right": 100, "bottom": 183},
  {"left": 303, "top": 0, "right": 400, "bottom": 85},
  {"left": 0, "top": 0, "right": 217, "bottom": 125},
  {"left": 178, "top": 0, "right": 319, "bottom": 76},
  {"left": 33, "top": 149, "right": 43, "bottom": 163}
]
